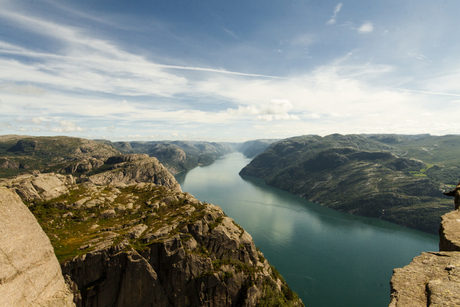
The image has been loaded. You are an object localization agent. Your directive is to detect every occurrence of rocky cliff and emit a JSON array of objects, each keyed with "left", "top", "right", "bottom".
[
  {"left": 0, "top": 154, "right": 302, "bottom": 307},
  {"left": 0, "top": 187, "right": 75, "bottom": 306},
  {"left": 389, "top": 209, "right": 460, "bottom": 306}
]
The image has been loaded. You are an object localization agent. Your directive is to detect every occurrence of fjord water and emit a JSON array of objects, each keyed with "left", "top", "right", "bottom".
[{"left": 175, "top": 152, "right": 438, "bottom": 307}]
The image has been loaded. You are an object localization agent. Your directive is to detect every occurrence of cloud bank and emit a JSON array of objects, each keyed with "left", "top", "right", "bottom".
[{"left": 1, "top": 0, "right": 460, "bottom": 141}]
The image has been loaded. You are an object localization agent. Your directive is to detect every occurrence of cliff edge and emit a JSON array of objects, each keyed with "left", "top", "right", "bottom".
[
  {"left": 0, "top": 154, "right": 302, "bottom": 307},
  {"left": 389, "top": 210, "right": 460, "bottom": 306}
]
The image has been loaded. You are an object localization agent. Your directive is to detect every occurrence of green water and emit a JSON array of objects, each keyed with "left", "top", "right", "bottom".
[{"left": 175, "top": 152, "right": 439, "bottom": 307}]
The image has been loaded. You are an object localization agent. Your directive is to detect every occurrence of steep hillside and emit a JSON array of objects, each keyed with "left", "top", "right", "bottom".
[
  {"left": 240, "top": 134, "right": 456, "bottom": 234},
  {"left": 0, "top": 154, "right": 302, "bottom": 307}
]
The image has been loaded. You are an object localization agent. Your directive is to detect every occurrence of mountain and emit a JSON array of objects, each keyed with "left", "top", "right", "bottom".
[
  {"left": 0, "top": 153, "right": 302, "bottom": 306},
  {"left": 0, "top": 136, "right": 236, "bottom": 179},
  {"left": 110, "top": 140, "right": 235, "bottom": 174},
  {"left": 0, "top": 135, "right": 120, "bottom": 178},
  {"left": 239, "top": 134, "right": 459, "bottom": 234}
]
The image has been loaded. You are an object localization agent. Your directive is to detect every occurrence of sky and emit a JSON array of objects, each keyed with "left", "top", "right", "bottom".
[{"left": 1, "top": 0, "right": 460, "bottom": 142}]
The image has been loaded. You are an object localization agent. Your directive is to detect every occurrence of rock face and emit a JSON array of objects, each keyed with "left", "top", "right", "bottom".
[
  {"left": 389, "top": 210, "right": 460, "bottom": 306},
  {"left": 0, "top": 187, "right": 75, "bottom": 306}
]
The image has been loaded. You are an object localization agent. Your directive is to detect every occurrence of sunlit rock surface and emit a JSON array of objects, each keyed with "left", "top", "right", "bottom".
[
  {"left": 0, "top": 187, "right": 75, "bottom": 307},
  {"left": 389, "top": 210, "right": 460, "bottom": 306}
]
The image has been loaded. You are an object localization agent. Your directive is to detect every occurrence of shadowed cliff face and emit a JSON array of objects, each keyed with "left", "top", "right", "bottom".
[{"left": 0, "top": 154, "right": 303, "bottom": 307}]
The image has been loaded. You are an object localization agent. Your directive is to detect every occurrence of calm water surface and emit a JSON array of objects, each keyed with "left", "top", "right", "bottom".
[{"left": 175, "top": 152, "right": 438, "bottom": 307}]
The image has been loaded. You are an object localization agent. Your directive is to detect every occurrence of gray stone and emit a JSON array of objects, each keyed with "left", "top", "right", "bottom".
[
  {"left": 100, "top": 209, "right": 116, "bottom": 219},
  {"left": 127, "top": 224, "right": 148, "bottom": 239}
]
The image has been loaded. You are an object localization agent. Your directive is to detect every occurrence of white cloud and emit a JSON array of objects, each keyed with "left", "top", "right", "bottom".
[
  {"left": 223, "top": 28, "right": 239, "bottom": 39},
  {"left": 31, "top": 117, "right": 42, "bottom": 124},
  {"left": 1, "top": 3, "right": 460, "bottom": 140},
  {"left": 0, "top": 82, "right": 46, "bottom": 96},
  {"left": 226, "top": 100, "right": 299, "bottom": 122},
  {"left": 326, "top": 3, "right": 343, "bottom": 25},
  {"left": 51, "top": 120, "right": 84, "bottom": 132},
  {"left": 358, "top": 22, "right": 374, "bottom": 33},
  {"left": 407, "top": 52, "right": 426, "bottom": 60},
  {"left": 303, "top": 113, "right": 321, "bottom": 119},
  {"left": 262, "top": 99, "right": 293, "bottom": 115}
]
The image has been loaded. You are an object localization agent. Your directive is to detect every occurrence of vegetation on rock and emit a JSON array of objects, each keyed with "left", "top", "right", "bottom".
[{"left": 1, "top": 150, "right": 302, "bottom": 306}]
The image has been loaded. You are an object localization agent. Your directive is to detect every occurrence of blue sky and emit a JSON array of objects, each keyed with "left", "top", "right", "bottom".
[{"left": 1, "top": 0, "right": 460, "bottom": 141}]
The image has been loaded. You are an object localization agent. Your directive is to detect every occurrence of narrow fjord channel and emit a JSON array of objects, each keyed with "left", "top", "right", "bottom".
[{"left": 175, "top": 152, "right": 438, "bottom": 307}]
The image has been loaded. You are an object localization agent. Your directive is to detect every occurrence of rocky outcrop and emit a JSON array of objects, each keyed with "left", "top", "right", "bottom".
[
  {"left": 0, "top": 173, "right": 75, "bottom": 203},
  {"left": 389, "top": 251, "right": 460, "bottom": 306},
  {"left": 0, "top": 159, "right": 19, "bottom": 169},
  {"left": 88, "top": 155, "right": 181, "bottom": 191},
  {"left": 389, "top": 210, "right": 460, "bottom": 306},
  {"left": 65, "top": 158, "right": 105, "bottom": 174},
  {"left": 60, "top": 196, "right": 293, "bottom": 307},
  {"left": 0, "top": 187, "right": 75, "bottom": 306}
]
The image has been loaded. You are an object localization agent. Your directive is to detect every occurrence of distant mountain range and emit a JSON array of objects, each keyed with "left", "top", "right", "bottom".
[{"left": 0, "top": 135, "right": 236, "bottom": 178}]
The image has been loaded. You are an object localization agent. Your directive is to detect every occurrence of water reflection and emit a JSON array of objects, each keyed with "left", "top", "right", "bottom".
[{"left": 176, "top": 152, "right": 438, "bottom": 307}]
